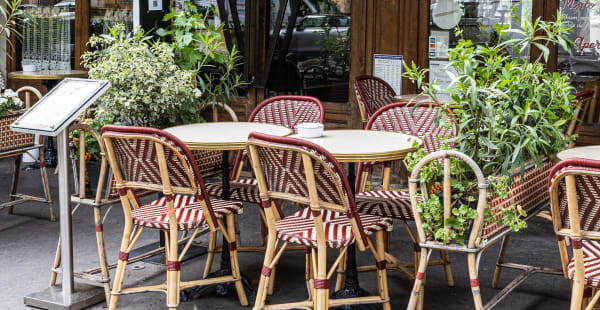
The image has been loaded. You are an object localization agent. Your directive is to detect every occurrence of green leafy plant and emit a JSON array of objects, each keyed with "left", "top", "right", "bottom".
[
  {"left": 81, "top": 25, "right": 200, "bottom": 128},
  {"left": 157, "top": 3, "right": 246, "bottom": 109},
  {"left": 403, "top": 10, "right": 577, "bottom": 245},
  {"left": 0, "top": 0, "right": 31, "bottom": 61},
  {"left": 70, "top": 107, "right": 118, "bottom": 161},
  {"left": 0, "top": 89, "right": 24, "bottom": 116}
]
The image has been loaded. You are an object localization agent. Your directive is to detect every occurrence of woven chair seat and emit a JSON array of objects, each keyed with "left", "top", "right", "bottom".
[
  {"left": 132, "top": 194, "right": 243, "bottom": 230},
  {"left": 205, "top": 179, "right": 261, "bottom": 203},
  {"left": 567, "top": 240, "right": 600, "bottom": 287},
  {"left": 275, "top": 208, "right": 393, "bottom": 248},
  {"left": 356, "top": 190, "right": 424, "bottom": 220}
]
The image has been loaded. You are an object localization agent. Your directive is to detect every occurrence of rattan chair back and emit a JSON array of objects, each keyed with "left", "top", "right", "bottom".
[
  {"left": 409, "top": 150, "right": 489, "bottom": 249},
  {"left": 354, "top": 75, "right": 396, "bottom": 124},
  {"left": 101, "top": 125, "right": 217, "bottom": 226},
  {"left": 248, "top": 132, "right": 369, "bottom": 250}
]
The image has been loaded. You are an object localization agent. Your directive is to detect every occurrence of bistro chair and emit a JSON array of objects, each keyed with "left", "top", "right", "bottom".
[
  {"left": 407, "top": 150, "right": 489, "bottom": 309},
  {"left": 566, "top": 90, "right": 596, "bottom": 149},
  {"left": 342, "top": 102, "right": 456, "bottom": 288},
  {"left": 0, "top": 86, "right": 53, "bottom": 221},
  {"left": 205, "top": 95, "right": 324, "bottom": 250},
  {"left": 247, "top": 132, "right": 393, "bottom": 310},
  {"left": 549, "top": 158, "right": 600, "bottom": 310},
  {"left": 354, "top": 75, "right": 396, "bottom": 125},
  {"left": 101, "top": 125, "right": 248, "bottom": 309}
]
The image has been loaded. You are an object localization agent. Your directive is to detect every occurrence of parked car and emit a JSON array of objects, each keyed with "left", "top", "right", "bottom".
[{"left": 279, "top": 14, "right": 350, "bottom": 59}]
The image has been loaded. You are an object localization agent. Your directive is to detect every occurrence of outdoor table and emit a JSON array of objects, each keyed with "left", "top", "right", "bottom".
[
  {"left": 394, "top": 93, "right": 453, "bottom": 103},
  {"left": 290, "top": 129, "right": 421, "bottom": 308},
  {"left": 557, "top": 145, "right": 600, "bottom": 161},
  {"left": 164, "top": 122, "right": 292, "bottom": 298}
]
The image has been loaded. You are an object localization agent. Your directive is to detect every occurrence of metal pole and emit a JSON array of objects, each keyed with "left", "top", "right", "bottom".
[{"left": 57, "top": 130, "right": 73, "bottom": 302}]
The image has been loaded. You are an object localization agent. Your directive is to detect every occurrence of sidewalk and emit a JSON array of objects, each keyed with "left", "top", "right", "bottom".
[{"left": 0, "top": 157, "right": 570, "bottom": 309}]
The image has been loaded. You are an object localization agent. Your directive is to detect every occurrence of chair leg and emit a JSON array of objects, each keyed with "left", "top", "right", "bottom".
[
  {"left": 109, "top": 223, "right": 134, "bottom": 310},
  {"left": 407, "top": 249, "right": 430, "bottom": 310},
  {"left": 93, "top": 206, "right": 111, "bottom": 303},
  {"left": 50, "top": 237, "right": 61, "bottom": 286},
  {"left": 375, "top": 231, "right": 391, "bottom": 310},
  {"left": 467, "top": 253, "right": 484, "bottom": 310},
  {"left": 314, "top": 246, "right": 328, "bottom": 310},
  {"left": 305, "top": 247, "right": 314, "bottom": 301},
  {"left": 166, "top": 226, "right": 180, "bottom": 310},
  {"left": 440, "top": 250, "right": 454, "bottom": 287},
  {"left": 39, "top": 152, "right": 55, "bottom": 222},
  {"left": 253, "top": 234, "right": 278, "bottom": 310},
  {"left": 492, "top": 234, "right": 510, "bottom": 288},
  {"left": 334, "top": 248, "right": 347, "bottom": 291},
  {"left": 203, "top": 230, "right": 217, "bottom": 278},
  {"left": 267, "top": 266, "right": 276, "bottom": 296},
  {"left": 227, "top": 214, "right": 249, "bottom": 306},
  {"left": 7, "top": 155, "right": 22, "bottom": 215}
]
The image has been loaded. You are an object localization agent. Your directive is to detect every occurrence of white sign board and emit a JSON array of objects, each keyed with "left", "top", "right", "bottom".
[
  {"left": 373, "top": 54, "right": 403, "bottom": 95},
  {"left": 429, "top": 60, "right": 457, "bottom": 94},
  {"left": 11, "top": 78, "right": 110, "bottom": 136}
]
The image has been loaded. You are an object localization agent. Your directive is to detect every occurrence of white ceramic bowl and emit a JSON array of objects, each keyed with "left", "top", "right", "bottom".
[
  {"left": 297, "top": 122, "right": 324, "bottom": 138},
  {"left": 22, "top": 64, "right": 37, "bottom": 72}
]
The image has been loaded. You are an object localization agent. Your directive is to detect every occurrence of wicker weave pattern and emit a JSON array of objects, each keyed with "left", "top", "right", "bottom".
[
  {"left": 354, "top": 76, "right": 395, "bottom": 119},
  {"left": 550, "top": 165, "right": 600, "bottom": 231},
  {"left": 251, "top": 97, "right": 324, "bottom": 134},
  {"left": 131, "top": 194, "right": 242, "bottom": 230},
  {"left": 205, "top": 179, "right": 261, "bottom": 203},
  {"left": 191, "top": 150, "right": 223, "bottom": 177},
  {"left": 356, "top": 190, "right": 423, "bottom": 220},
  {"left": 480, "top": 159, "right": 553, "bottom": 240},
  {"left": 0, "top": 112, "right": 35, "bottom": 153},
  {"left": 567, "top": 240, "right": 600, "bottom": 287},
  {"left": 275, "top": 208, "right": 392, "bottom": 248}
]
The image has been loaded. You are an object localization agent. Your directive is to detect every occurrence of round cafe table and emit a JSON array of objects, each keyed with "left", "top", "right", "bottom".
[
  {"left": 557, "top": 145, "right": 600, "bottom": 161},
  {"left": 164, "top": 122, "right": 292, "bottom": 299},
  {"left": 290, "top": 130, "right": 421, "bottom": 309}
]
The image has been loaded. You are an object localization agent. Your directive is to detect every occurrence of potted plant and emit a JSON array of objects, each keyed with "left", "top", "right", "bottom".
[
  {"left": 402, "top": 10, "right": 577, "bottom": 245},
  {"left": 157, "top": 3, "right": 246, "bottom": 113}
]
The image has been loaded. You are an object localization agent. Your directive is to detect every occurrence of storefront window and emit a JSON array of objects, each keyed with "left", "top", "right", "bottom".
[
  {"left": 428, "top": 0, "right": 532, "bottom": 92},
  {"left": 266, "top": 0, "right": 351, "bottom": 103},
  {"left": 20, "top": 0, "right": 76, "bottom": 70},
  {"left": 90, "top": 0, "right": 133, "bottom": 37},
  {"left": 558, "top": 0, "right": 600, "bottom": 91}
]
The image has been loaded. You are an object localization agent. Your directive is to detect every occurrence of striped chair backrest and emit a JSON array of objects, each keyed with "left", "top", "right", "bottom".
[
  {"left": 549, "top": 158, "right": 600, "bottom": 232},
  {"left": 249, "top": 95, "right": 324, "bottom": 133},
  {"left": 354, "top": 75, "right": 396, "bottom": 122},
  {"left": 367, "top": 102, "right": 456, "bottom": 154}
]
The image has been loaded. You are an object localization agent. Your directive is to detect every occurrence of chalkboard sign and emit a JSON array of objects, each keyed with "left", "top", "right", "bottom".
[{"left": 10, "top": 78, "right": 110, "bottom": 136}]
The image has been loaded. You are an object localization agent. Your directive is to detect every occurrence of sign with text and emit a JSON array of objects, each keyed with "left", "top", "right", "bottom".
[
  {"left": 373, "top": 54, "right": 403, "bottom": 95},
  {"left": 11, "top": 78, "right": 110, "bottom": 136}
]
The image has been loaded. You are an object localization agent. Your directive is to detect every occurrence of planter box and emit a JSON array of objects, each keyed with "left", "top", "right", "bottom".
[
  {"left": 480, "top": 158, "right": 554, "bottom": 240},
  {"left": 0, "top": 110, "right": 35, "bottom": 153}
]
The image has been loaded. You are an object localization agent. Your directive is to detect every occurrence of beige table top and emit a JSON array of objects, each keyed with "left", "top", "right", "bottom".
[
  {"left": 557, "top": 145, "right": 600, "bottom": 161},
  {"left": 394, "top": 93, "right": 453, "bottom": 103},
  {"left": 8, "top": 70, "right": 88, "bottom": 80},
  {"left": 290, "top": 130, "right": 421, "bottom": 162},
  {"left": 164, "top": 122, "right": 292, "bottom": 151}
]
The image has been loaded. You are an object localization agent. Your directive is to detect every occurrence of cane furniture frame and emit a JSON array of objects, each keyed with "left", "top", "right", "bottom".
[
  {"left": 566, "top": 90, "right": 596, "bottom": 149},
  {"left": 354, "top": 75, "right": 396, "bottom": 125},
  {"left": 408, "top": 150, "right": 560, "bottom": 309},
  {"left": 351, "top": 102, "right": 456, "bottom": 285},
  {"left": 549, "top": 159, "right": 600, "bottom": 310},
  {"left": 0, "top": 86, "right": 53, "bottom": 221},
  {"left": 101, "top": 125, "right": 248, "bottom": 309},
  {"left": 248, "top": 132, "right": 393, "bottom": 310}
]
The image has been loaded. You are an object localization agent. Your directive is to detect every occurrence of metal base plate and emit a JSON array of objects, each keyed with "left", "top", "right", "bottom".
[{"left": 24, "top": 283, "right": 105, "bottom": 310}]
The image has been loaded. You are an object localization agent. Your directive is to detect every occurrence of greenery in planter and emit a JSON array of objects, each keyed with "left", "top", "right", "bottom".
[
  {"left": 157, "top": 2, "right": 246, "bottom": 110},
  {"left": 0, "top": 89, "right": 24, "bottom": 116},
  {"left": 81, "top": 25, "right": 201, "bottom": 128},
  {"left": 403, "top": 10, "right": 576, "bottom": 245}
]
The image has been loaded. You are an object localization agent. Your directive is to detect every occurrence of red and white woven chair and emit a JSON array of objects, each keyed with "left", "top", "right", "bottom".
[
  {"left": 204, "top": 95, "right": 324, "bottom": 251},
  {"left": 101, "top": 125, "right": 248, "bottom": 310},
  {"left": 549, "top": 158, "right": 600, "bottom": 310},
  {"left": 344, "top": 102, "right": 456, "bottom": 287},
  {"left": 0, "top": 86, "right": 53, "bottom": 221},
  {"left": 354, "top": 75, "right": 396, "bottom": 125},
  {"left": 247, "top": 132, "right": 393, "bottom": 310}
]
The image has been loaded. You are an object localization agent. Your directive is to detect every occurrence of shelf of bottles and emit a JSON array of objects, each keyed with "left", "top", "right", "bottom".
[
  {"left": 21, "top": 2, "right": 75, "bottom": 70},
  {"left": 90, "top": 0, "right": 133, "bottom": 37}
]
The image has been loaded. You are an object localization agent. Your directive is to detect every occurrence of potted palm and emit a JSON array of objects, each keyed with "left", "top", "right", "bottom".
[{"left": 403, "top": 10, "right": 577, "bottom": 244}]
